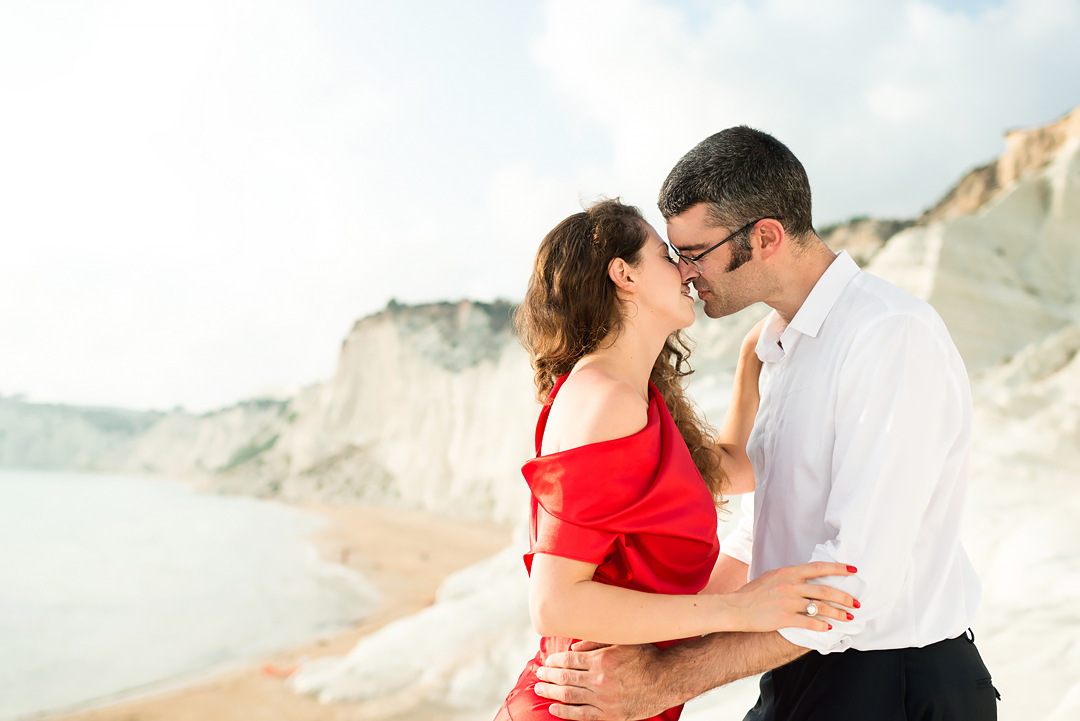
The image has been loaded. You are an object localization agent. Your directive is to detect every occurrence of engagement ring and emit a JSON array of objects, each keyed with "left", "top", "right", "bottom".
[{"left": 805, "top": 601, "right": 819, "bottom": 617}]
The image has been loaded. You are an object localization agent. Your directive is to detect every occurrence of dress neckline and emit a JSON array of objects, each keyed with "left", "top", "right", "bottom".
[{"left": 532, "top": 373, "right": 661, "bottom": 459}]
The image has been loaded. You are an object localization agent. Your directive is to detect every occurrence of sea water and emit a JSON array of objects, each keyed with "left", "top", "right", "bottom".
[{"left": 0, "top": 470, "right": 379, "bottom": 720}]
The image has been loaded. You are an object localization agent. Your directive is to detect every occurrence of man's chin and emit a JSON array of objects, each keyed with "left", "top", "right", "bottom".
[
  {"left": 702, "top": 298, "right": 745, "bottom": 319},
  {"left": 702, "top": 302, "right": 727, "bottom": 319}
]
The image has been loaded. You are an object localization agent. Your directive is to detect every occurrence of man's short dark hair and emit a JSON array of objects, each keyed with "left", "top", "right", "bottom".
[{"left": 658, "top": 126, "right": 814, "bottom": 241}]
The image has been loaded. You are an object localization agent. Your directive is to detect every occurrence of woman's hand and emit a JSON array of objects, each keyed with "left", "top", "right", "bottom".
[{"left": 724, "top": 562, "right": 859, "bottom": 632}]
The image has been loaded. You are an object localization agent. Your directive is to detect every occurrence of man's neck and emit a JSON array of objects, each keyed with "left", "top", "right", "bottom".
[{"left": 767, "top": 241, "right": 837, "bottom": 323}]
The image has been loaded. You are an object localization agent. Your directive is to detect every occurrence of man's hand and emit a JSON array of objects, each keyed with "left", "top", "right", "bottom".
[
  {"left": 534, "top": 631, "right": 806, "bottom": 720},
  {"left": 534, "top": 641, "right": 670, "bottom": 721}
]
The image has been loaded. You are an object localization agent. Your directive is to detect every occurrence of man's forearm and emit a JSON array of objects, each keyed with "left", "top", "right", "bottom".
[
  {"left": 535, "top": 632, "right": 808, "bottom": 720},
  {"left": 654, "top": 631, "right": 806, "bottom": 707}
]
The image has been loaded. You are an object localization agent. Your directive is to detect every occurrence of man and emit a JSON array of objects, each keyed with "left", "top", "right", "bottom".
[{"left": 532, "top": 127, "right": 998, "bottom": 720}]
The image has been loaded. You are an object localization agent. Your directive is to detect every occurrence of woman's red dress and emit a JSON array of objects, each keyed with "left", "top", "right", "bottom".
[{"left": 493, "top": 375, "right": 720, "bottom": 720}]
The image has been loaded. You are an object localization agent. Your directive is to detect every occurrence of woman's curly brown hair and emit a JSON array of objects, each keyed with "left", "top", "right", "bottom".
[{"left": 513, "top": 198, "right": 726, "bottom": 502}]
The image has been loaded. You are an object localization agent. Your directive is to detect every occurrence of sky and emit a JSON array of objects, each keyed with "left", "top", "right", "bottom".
[{"left": 1, "top": 0, "right": 1078, "bottom": 412}]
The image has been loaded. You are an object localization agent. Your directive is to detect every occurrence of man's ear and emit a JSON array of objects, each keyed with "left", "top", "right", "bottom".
[
  {"left": 608, "top": 257, "right": 637, "bottom": 293},
  {"left": 756, "top": 218, "right": 785, "bottom": 260}
]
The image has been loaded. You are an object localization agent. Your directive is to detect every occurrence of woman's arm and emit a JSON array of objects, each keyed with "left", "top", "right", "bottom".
[
  {"left": 529, "top": 552, "right": 857, "bottom": 645},
  {"left": 715, "top": 316, "right": 767, "bottom": 494}
]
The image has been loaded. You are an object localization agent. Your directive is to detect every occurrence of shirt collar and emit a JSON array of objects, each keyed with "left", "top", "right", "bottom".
[
  {"left": 755, "top": 250, "right": 860, "bottom": 362},
  {"left": 786, "top": 250, "right": 860, "bottom": 339}
]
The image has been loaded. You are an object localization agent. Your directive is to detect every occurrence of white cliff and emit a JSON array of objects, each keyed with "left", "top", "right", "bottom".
[
  {"left": 0, "top": 301, "right": 538, "bottom": 525},
  {"left": 271, "top": 300, "right": 536, "bottom": 523},
  {"left": 818, "top": 216, "right": 914, "bottom": 266},
  {"left": 100, "top": 399, "right": 291, "bottom": 481},
  {"left": 0, "top": 398, "right": 162, "bottom": 470},
  {"left": 866, "top": 107, "right": 1080, "bottom": 371}
]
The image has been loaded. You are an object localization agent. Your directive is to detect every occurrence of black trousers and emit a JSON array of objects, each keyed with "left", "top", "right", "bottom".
[{"left": 744, "top": 633, "right": 999, "bottom": 721}]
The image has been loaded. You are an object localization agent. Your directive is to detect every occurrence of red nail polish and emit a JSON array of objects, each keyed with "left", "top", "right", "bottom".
[
  {"left": 846, "top": 612, "right": 854, "bottom": 621},
  {"left": 847, "top": 565, "right": 858, "bottom": 573},
  {"left": 827, "top": 624, "right": 833, "bottom": 630},
  {"left": 853, "top": 599, "right": 861, "bottom": 609}
]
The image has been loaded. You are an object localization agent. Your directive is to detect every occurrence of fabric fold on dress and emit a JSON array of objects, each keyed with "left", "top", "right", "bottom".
[{"left": 522, "top": 374, "right": 719, "bottom": 594}]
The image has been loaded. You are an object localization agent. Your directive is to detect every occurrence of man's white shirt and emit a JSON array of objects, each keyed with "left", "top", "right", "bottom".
[{"left": 720, "top": 251, "right": 981, "bottom": 654}]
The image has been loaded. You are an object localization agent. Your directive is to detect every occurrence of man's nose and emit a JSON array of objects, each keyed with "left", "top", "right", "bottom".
[{"left": 678, "top": 259, "right": 699, "bottom": 282}]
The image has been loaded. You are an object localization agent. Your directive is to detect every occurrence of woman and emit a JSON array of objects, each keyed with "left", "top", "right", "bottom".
[{"left": 494, "top": 199, "right": 857, "bottom": 721}]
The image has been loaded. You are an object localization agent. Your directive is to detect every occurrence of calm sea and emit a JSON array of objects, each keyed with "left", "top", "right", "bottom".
[{"left": 0, "top": 470, "right": 378, "bottom": 720}]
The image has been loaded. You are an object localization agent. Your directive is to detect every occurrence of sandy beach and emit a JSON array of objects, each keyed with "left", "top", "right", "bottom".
[{"left": 48, "top": 502, "right": 512, "bottom": 721}]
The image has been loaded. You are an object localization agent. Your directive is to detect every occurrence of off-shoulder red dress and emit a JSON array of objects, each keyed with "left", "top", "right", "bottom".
[{"left": 493, "top": 375, "right": 720, "bottom": 721}]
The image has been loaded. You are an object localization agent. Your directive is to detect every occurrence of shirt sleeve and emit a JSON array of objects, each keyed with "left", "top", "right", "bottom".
[
  {"left": 779, "top": 312, "right": 970, "bottom": 653},
  {"left": 718, "top": 492, "right": 755, "bottom": 566}
]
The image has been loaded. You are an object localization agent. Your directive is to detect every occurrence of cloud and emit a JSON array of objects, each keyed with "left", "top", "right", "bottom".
[
  {"left": 2, "top": 0, "right": 1077, "bottom": 410},
  {"left": 529, "top": 0, "right": 1080, "bottom": 223},
  {"left": 0, "top": 0, "right": 400, "bottom": 410}
]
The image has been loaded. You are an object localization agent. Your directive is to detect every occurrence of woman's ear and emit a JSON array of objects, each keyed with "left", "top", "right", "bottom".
[{"left": 608, "top": 257, "right": 637, "bottom": 293}]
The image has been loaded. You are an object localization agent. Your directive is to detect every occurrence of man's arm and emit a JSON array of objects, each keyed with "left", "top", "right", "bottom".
[
  {"left": 535, "top": 631, "right": 805, "bottom": 721},
  {"left": 778, "top": 312, "right": 967, "bottom": 653},
  {"left": 701, "top": 552, "right": 749, "bottom": 595}
]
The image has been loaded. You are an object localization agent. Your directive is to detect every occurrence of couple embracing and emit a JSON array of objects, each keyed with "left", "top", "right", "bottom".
[{"left": 495, "top": 127, "right": 998, "bottom": 721}]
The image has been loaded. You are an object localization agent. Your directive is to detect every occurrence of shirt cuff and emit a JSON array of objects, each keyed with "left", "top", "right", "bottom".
[
  {"left": 778, "top": 623, "right": 852, "bottom": 655},
  {"left": 778, "top": 543, "right": 867, "bottom": 654}
]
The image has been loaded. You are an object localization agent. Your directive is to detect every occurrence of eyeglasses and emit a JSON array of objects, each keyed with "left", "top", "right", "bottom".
[{"left": 670, "top": 216, "right": 784, "bottom": 273}]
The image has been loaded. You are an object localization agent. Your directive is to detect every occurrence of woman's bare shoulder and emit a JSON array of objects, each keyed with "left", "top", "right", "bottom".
[{"left": 543, "top": 367, "right": 649, "bottom": 454}]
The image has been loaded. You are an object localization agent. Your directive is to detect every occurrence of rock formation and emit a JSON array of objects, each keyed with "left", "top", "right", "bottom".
[
  {"left": 921, "top": 107, "right": 1080, "bottom": 224},
  {"left": 1, "top": 300, "right": 537, "bottom": 525},
  {"left": 818, "top": 216, "right": 914, "bottom": 266},
  {"left": 0, "top": 397, "right": 162, "bottom": 469},
  {"left": 867, "top": 106, "right": 1080, "bottom": 372}
]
